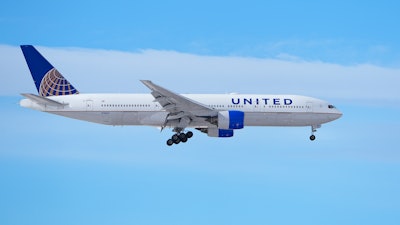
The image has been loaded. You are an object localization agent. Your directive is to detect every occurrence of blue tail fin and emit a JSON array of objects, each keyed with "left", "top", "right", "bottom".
[{"left": 20, "top": 45, "right": 79, "bottom": 96}]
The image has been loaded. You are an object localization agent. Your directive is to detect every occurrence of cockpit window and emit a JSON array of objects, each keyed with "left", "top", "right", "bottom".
[{"left": 328, "top": 105, "right": 336, "bottom": 109}]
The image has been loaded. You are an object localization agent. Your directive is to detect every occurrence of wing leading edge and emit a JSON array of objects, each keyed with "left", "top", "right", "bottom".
[{"left": 140, "top": 80, "right": 217, "bottom": 129}]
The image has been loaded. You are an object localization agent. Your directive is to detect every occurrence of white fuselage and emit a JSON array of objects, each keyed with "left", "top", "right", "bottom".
[{"left": 20, "top": 93, "right": 342, "bottom": 128}]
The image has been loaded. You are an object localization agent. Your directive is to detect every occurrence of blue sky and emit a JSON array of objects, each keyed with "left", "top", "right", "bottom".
[
  {"left": 2, "top": 0, "right": 400, "bottom": 65},
  {"left": 1, "top": 1, "right": 400, "bottom": 225}
]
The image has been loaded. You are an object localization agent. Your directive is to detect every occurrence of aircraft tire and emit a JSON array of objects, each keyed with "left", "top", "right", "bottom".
[
  {"left": 310, "top": 135, "right": 316, "bottom": 141},
  {"left": 167, "top": 139, "right": 174, "bottom": 146},
  {"left": 186, "top": 131, "right": 193, "bottom": 138},
  {"left": 179, "top": 133, "right": 186, "bottom": 140},
  {"left": 172, "top": 134, "right": 179, "bottom": 142},
  {"left": 181, "top": 136, "right": 188, "bottom": 143}
]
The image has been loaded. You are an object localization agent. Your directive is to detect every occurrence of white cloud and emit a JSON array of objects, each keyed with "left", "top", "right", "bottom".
[{"left": 1, "top": 44, "right": 399, "bottom": 105}]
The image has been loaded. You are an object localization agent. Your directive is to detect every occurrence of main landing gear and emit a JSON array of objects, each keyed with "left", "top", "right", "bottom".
[
  {"left": 167, "top": 131, "right": 193, "bottom": 146},
  {"left": 310, "top": 125, "right": 321, "bottom": 141}
]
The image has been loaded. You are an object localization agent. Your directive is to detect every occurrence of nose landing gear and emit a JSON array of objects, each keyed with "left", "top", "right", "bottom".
[
  {"left": 310, "top": 125, "right": 321, "bottom": 141},
  {"left": 167, "top": 131, "right": 193, "bottom": 146}
]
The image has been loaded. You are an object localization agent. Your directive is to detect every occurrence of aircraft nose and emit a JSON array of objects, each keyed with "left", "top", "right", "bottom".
[{"left": 332, "top": 109, "right": 343, "bottom": 120}]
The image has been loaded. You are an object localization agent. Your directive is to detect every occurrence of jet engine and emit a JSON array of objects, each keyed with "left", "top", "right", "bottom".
[{"left": 217, "top": 110, "right": 244, "bottom": 129}]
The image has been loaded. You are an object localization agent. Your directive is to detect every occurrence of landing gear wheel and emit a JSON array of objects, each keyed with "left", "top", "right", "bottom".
[
  {"left": 172, "top": 134, "right": 179, "bottom": 142},
  {"left": 181, "top": 136, "right": 188, "bottom": 143},
  {"left": 310, "top": 135, "right": 316, "bottom": 141},
  {"left": 167, "top": 130, "right": 194, "bottom": 146},
  {"left": 167, "top": 139, "right": 174, "bottom": 146},
  {"left": 179, "top": 133, "right": 187, "bottom": 140}
]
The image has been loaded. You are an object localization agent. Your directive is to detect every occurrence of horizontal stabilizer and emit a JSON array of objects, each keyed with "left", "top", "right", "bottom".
[{"left": 21, "top": 93, "right": 68, "bottom": 107}]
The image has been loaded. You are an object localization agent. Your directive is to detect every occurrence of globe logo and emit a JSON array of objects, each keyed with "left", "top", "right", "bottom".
[{"left": 39, "top": 68, "right": 79, "bottom": 96}]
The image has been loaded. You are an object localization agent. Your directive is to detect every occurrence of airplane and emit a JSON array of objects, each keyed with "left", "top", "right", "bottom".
[{"left": 19, "top": 45, "right": 342, "bottom": 146}]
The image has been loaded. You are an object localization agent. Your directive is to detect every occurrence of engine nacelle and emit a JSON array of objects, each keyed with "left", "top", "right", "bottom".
[
  {"left": 207, "top": 128, "right": 234, "bottom": 137},
  {"left": 218, "top": 110, "right": 244, "bottom": 129}
]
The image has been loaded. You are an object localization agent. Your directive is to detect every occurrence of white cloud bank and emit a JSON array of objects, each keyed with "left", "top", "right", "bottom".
[{"left": 1, "top": 45, "right": 399, "bottom": 105}]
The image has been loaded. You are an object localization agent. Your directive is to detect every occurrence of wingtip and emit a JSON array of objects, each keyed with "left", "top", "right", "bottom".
[{"left": 140, "top": 80, "right": 153, "bottom": 87}]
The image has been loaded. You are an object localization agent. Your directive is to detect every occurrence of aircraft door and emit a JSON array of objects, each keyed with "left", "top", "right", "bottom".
[
  {"left": 86, "top": 100, "right": 93, "bottom": 111},
  {"left": 306, "top": 102, "right": 313, "bottom": 112}
]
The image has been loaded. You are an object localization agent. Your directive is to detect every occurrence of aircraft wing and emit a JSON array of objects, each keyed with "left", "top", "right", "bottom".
[{"left": 141, "top": 80, "right": 217, "bottom": 127}]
